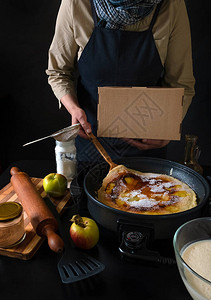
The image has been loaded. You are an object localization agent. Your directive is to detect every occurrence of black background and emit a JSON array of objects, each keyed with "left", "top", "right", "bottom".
[{"left": 0, "top": 0, "right": 210, "bottom": 172}]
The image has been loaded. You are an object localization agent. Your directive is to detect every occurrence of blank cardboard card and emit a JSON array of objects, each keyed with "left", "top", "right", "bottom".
[{"left": 97, "top": 87, "right": 184, "bottom": 140}]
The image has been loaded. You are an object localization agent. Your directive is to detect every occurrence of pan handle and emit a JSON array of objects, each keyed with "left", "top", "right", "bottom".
[
  {"left": 206, "top": 176, "right": 211, "bottom": 183},
  {"left": 205, "top": 176, "right": 211, "bottom": 216}
]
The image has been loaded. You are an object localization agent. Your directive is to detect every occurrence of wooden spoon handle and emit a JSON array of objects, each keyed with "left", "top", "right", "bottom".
[{"left": 87, "top": 132, "right": 117, "bottom": 170}]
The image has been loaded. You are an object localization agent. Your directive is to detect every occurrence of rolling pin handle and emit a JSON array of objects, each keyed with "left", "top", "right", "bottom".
[
  {"left": 43, "top": 225, "right": 64, "bottom": 253},
  {"left": 10, "top": 167, "right": 21, "bottom": 176}
]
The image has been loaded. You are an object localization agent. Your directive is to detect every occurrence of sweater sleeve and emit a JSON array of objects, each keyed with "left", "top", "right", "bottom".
[
  {"left": 161, "top": 0, "right": 195, "bottom": 119},
  {"left": 46, "top": 0, "right": 79, "bottom": 108}
]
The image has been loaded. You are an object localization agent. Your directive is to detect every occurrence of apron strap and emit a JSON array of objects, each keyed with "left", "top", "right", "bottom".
[
  {"left": 149, "top": 1, "right": 163, "bottom": 31},
  {"left": 90, "top": 0, "right": 98, "bottom": 26}
]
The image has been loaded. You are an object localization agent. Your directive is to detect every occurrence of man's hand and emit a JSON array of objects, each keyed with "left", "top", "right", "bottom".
[
  {"left": 71, "top": 107, "right": 92, "bottom": 139},
  {"left": 61, "top": 94, "right": 91, "bottom": 139}
]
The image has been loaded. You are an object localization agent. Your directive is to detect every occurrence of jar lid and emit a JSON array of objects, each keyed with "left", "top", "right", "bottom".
[{"left": 0, "top": 202, "right": 23, "bottom": 221}]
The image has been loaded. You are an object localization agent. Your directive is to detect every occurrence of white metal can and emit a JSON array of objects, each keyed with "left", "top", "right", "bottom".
[{"left": 55, "top": 140, "right": 77, "bottom": 184}]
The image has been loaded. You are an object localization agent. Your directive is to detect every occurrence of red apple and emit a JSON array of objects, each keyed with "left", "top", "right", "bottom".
[
  {"left": 70, "top": 215, "right": 99, "bottom": 250},
  {"left": 43, "top": 173, "right": 67, "bottom": 197}
]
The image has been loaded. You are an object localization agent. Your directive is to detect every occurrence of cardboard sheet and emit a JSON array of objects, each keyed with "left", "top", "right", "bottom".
[{"left": 97, "top": 87, "right": 184, "bottom": 140}]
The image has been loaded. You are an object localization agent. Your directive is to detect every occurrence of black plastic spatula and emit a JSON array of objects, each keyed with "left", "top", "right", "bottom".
[
  {"left": 45, "top": 196, "right": 105, "bottom": 283},
  {"left": 57, "top": 242, "right": 105, "bottom": 283}
]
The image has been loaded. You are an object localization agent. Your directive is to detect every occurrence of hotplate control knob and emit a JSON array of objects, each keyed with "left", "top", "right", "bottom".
[{"left": 124, "top": 231, "right": 143, "bottom": 249}]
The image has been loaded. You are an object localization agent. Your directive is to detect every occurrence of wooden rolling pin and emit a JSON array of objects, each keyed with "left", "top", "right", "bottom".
[{"left": 10, "top": 167, "right": 64, "bottom": 253}]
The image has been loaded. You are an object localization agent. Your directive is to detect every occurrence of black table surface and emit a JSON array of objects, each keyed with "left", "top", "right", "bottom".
[{"left": 1, "top": 160, "right": 209, "bottom": 300}]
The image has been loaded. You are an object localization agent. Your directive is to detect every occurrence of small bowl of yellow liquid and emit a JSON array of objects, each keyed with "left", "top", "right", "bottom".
[{"left": 173, "top": 217, "right": 211, "bottom": 300}]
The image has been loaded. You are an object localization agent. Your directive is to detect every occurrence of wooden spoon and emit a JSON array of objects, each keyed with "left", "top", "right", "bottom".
[{"left": 86, "top": 132, "right": 117, "bottom": 170}]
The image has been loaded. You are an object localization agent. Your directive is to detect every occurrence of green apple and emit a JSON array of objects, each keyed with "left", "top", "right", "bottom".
[{"left": 43, "top": 173, "right": 67, "bottom": 197}]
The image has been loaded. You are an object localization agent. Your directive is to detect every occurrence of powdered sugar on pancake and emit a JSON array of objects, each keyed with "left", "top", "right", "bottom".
[
  {"left": 119, "top": 192, "right": 158, "bottom": 208},
  {"left": 149, "top": 181, "right": 174, "bottom": 193},
  {"left": 119, "top": 189, "right": 179, "bottom": 210}
]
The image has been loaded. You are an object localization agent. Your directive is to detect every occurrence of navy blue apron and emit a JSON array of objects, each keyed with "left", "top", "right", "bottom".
[{"left": 76, "top": 0, "right": 165, "bottom": 163}]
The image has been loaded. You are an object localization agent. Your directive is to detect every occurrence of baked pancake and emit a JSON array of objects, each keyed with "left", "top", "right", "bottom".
[{"left": 98, "top": 165, "right": 197, "bottom": 215}]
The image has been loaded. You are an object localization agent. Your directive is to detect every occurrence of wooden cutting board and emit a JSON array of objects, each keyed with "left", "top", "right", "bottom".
[{"left": 0, "top": 178, "right": 71, "bottom": 260}]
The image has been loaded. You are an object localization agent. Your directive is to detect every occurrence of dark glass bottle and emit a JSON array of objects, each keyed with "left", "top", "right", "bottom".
[{"left": 182, "top": 134, "right": 203, "bottom": 175}]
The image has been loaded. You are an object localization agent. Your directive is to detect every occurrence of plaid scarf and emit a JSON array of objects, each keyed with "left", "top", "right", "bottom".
[{"left": 93, "top": 0, "right": 162, "bottom": 29}]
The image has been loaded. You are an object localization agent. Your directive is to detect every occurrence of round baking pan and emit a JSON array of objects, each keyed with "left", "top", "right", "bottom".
[{"left": 83, "top": 157, "right": 210, "bottom": 239}]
